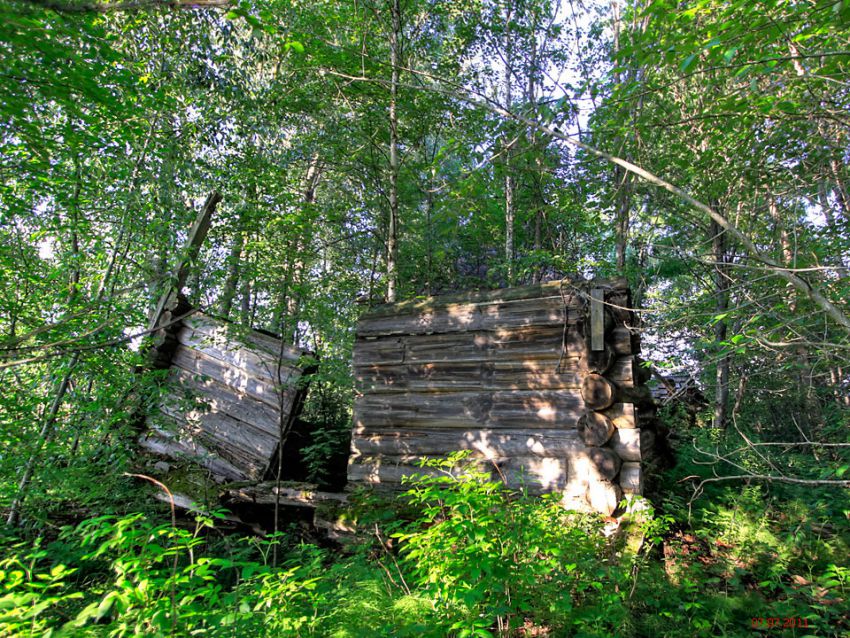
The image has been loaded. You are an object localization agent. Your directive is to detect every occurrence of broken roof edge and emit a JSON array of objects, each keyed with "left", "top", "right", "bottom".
[{"left": 362, "top": 276, "right": 630, "bottom": 319}]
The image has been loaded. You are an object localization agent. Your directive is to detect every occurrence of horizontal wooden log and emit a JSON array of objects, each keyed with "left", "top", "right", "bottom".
[
  {"left": 350, "top": 428, "right": 588, "bottom": 459},
  {"left": 354, "top": 357, "right": 636, "bottom": 394},
  {"left": 581, "top": 374, "right": 616, "bottom": 410},
  {"left": 358, "top": 295, "right": 578, "bottom": 337},
  {"left": 363, "top": 278, "right": 629, "bottom": 318},
  {"left": 347, "top": 455, "right": 570, "bottom": 492},
  {"left": 620, "top": 462, "right": 643, "bottom": 495},
  {"left": 172, "top": 345, "right": 283, "bottom": 409},
  {"left": 578, "top": 411, "right": 615, "bottom": 446},
  {"left": 354, "top": 399, "right": 636, "bottom": 432},
  {"left": 166, "top": 368, "right": 289, "bottom": 437},
  {"left": 350, "top": 426, "right": 642, "bottom": 464},
  {"left": 354, "top": 326, "right": 634, "bottom": 368},
  {"left": 355, "top": 389, "right": 585, "bottom": 430},
  {"left": 222, "top": 483, "right": 348, "bottom": 508}
]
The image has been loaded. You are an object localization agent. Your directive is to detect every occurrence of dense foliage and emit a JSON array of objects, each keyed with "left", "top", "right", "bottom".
[{"left": 0, "top": 0, "right": 848, "bottom": 635}]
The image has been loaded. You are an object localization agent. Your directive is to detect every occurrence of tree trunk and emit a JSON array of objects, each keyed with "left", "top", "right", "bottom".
[
  {"left": 503, "top": 0, "right": 514, "bottom": 285},
  {"left": 386, "top": 0, "right": 401, "bottom": 303},
  {"left": 711, "top": 217, "right": 730, "bottom": 430}
]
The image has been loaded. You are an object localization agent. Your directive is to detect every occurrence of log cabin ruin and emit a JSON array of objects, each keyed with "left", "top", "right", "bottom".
[
  {"left": 141, "top": 309, "right": 314, "bottom": 484},
  {"left": 140, "top": 274, "right": 662, "bottom": 523},
  {"left": 348, "top": 278, "right": 661, "bottom": 516}
]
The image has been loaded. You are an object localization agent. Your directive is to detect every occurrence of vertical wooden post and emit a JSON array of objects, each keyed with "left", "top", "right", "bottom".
[{"left": 590, "top": 287, "right": 605, "bottom": 351}]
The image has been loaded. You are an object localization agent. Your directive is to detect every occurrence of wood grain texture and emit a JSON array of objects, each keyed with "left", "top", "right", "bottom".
[
  {"left": 355, "top": 357, "right": 636, "bottom": 394},
  {"left": 171, "top": 345, "right": 282, "bottom": 408},
  {"left": 348, "top": 278, "right": 650, "bottom": 514},
  {"left": 578, "top": 411, "right": 615, "bottom": 446},
  {"left": 166, "top": 368, "right": 290, "bottom": 437},
  {"left": 581, "top": 373, "right": 616, "bottom": 410},
  {"left": 347, "top": 454, "right": 570, "bottom": 492}
]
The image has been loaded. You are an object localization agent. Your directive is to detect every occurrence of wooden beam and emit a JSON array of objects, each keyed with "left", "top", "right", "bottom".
[
  {"left": 147, "top": 191, "right": 221, "bottom": 334},
  {"left": 590, "top": 287, "right": 605, "bottom": 351}
]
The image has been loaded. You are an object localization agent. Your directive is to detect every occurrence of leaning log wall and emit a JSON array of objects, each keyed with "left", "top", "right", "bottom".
[
  {"left": 141, "top": 313, "right": 312, "bottom": 483},
  {"left": 347, "top": 278, "right": 657, "bottom": 515}
]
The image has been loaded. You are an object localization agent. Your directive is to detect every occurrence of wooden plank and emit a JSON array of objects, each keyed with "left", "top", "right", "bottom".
[
  {"left": 176, "top": 325, "right": 302, "bottom": 386},
  {"left": 147, "top": 192, "right": 221, "bottom": 335},
  {"left": 183, "top": 314, "right": 305, "bottom": 363},
  {"left": 166, "top": 368, "right": 289, "bottom": 437},
  {"left": 171, "top": 345, "right": 282, "bottom": 409},
  {"left": 590, "top": 287, "right": 605, "bottom": 351}
]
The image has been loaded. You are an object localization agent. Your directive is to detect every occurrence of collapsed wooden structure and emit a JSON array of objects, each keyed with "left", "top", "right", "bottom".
[
  {"left": 141, "top": 307, "right": 314, "bottom": 484},
  {"left": 348, "top": 278, "right": 660, "bottom": 515}
]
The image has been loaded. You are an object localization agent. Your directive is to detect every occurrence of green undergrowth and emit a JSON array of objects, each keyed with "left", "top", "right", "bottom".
[{"left": 1, "top": 447, "right": 849, "bottom": 637}]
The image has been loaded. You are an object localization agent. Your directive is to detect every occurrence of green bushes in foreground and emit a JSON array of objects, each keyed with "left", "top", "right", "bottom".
[{"left": 1, "top": 449, "right": 848, "bottom": 637}]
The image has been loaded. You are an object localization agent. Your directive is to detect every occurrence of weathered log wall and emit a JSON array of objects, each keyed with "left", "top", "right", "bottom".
[
  {"left": 348, "top": 278, "right": 659, "bottom": 515},
  {"left": 141, "top": 313, "right": 313, "bottom": 482}
]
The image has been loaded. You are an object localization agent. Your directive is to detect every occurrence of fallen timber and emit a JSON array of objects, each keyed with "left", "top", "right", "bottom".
[{"left": 348, "top": 277, "right": 663, "bottom": 515}]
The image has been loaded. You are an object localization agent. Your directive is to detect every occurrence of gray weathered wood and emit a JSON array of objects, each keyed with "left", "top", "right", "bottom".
[
  {"left": 355, "top": 389, "right": 586, "bottom": 430},
  {"left": 171, "top": 345, "right": 281, "bottom": 408},
  {"left": 587, "top": 479, "right": 622, "bottom": 516},
  {"left": 619, "top": 462, "right": 643, "bottom": 495},
  {"left": 139, "top": 427, "right": 249, "bottom": 481},
  {"left": 363, "top": 277, "right": 629, "bottom": 317},
  {"left": 590, "top": 287, "right": 605, "bottom": 351},
  {"left": 166, "top": 368, "right": 291, "bottom": 437},
  {"left": 176, "top": 324, "right": 301, "bottom": 387},
  {"left": 609, "top": 428, "right": 641, "bottom": 461},
  {"left": 355, "top": 358, "right": 636, "bottom": 394},
  {"left": 588, "top": 447, "right": 622, "bottom": 481},
  {"left": 347, "top": 454, "right": 569, "bottom": 492},
  {"left": 578, "top": 411, "right": 615, "bottom": 446},
  {"left": 147, "top": 192, "right": 221, "bottom": 334},
  {"left": 350, "top": 427, "right": 587, "bottom": 458},
  {"left": 580, "top": 343, "right": 614, "bottom": 374},
  {"left": 183, "top": 314, "right": 305, "bottom": 363},
  {"left": 357, "top": 296, "right": 579, "bottom": 337},
  {"left": 581, "top": 373, "right": 616, "bottom": 410},
  {"left": 603, "top": 402, "right": 636, "bottom": 429}
]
